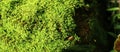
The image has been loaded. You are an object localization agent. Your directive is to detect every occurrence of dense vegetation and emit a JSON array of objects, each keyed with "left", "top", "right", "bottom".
[
  {"left": 0, "top": 0, "right": 83, "bottom": 52},
  {"left": 0, "top": 0, "right": 120, "bottom": 52}
]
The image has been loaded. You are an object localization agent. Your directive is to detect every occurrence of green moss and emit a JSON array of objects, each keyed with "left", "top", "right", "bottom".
[{"left": 0, "top": 0, "right": 83, "bottom": 52}]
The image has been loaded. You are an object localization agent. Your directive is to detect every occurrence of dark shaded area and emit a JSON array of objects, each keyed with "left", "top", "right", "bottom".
[
  {"left": 35, "top": 9, "right": 45, "bottom": 17},
  {"left": 0, "top": 15, "right": 1, "bottom": 20},
  {"left": 10, "top": 0, "right": 23, "bottom": 9},
  {"left": 62, "top": 45, "right": 95, "bottom": 52},
  {"left": 94, "top": 0, "right": 115, "bottom": 51},
  {"left": 63, "top": 0, "right": 116, "bottom": 52},
  {"left": 73, "top": 6, "right": 91, "bottom": 44}
]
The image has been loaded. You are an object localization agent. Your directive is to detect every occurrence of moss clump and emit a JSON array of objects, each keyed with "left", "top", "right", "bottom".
[{"left": 0, "top": 0, "right": 83, "bottom": 52}]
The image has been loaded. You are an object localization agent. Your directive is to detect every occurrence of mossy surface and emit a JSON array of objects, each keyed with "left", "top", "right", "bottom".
[{"left": 0, "top": 0, "right": 83, "bottom": 52}]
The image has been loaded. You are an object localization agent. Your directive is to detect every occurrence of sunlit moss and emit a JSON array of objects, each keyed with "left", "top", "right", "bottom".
[{"left": 0, "top": 0, "right": 83, "bottom": 52}]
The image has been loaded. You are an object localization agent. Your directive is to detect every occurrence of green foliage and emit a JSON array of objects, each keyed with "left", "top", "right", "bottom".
[
  {"left": 107, "top": 7, "right": 120, "bottom": 24},
  {"left": 107, "top": 7, "right": 120, "bottom": 11},
  {"left": 107, "top": 1, "right": 120, "bottom": 34},
  {"left": 0, "top": 0, "right": 84, "bottom": 52}
]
